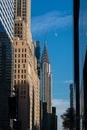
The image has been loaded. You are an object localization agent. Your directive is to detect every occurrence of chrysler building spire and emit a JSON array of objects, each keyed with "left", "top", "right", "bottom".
[
  {"left": 42, "top": 42, "right": 50, "bottom": 64},
  {"left": 41, "top": 41, "right": 52, "bottom": 113}
]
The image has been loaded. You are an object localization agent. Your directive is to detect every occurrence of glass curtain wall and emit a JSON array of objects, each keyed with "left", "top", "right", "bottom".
[{"left": 79, "top": 0, "right": 87, "bottom": 130}]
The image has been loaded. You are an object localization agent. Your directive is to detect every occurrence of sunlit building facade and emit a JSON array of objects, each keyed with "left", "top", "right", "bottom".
[
  {"left": 13, "top": 0, "right": 40, "bottom": 130},
  {"left": 0, "top": 0, "right": 14, "bottom": 130}
]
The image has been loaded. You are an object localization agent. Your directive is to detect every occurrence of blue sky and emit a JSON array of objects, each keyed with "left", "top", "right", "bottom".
[{"left": 31, "top": 0, "right": 73, "bottom": 129}]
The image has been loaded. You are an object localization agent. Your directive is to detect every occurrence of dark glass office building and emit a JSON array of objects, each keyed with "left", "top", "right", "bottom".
[
  {"left": 0, "top": 0, "right": 14, "bottom": 130},
  {"left": 74, "top": 0, "right": 80, "bottom": 129},
  {"left": 74, "top": 0, "right": 87, "bottom": 130},
  {"left": 79, "top": 1, "right": 87, "bottom": 130}
]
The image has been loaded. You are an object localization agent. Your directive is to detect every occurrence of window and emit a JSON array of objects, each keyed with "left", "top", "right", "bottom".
[
  {"left": 22, "top": 59, "right": 23, "bottom": 63},
  {"left": 21, "top": 80, "right": 23, "bottom": 84},
  {"left": 18, "top": 54, "right": 20, "bottom": 57},
  {"left": 18, "top": 59, "right": 20, "bottom": 63},
  {"left": 24, "top": 70, "right": 26, "bottom": 73},
  {"left": 18, "top": 75, "right": 20, "bottom": 78},
  {"left": 18, "top": 70, "right": 20, "bottom": 73},
  {"left": 18, "top": 64, "right": 20, "bottom": 68},
  {"left": 23, "top": 64, "right": 25, "bottom": 68}
]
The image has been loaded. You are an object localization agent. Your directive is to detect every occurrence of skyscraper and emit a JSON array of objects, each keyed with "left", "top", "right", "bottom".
[
  {"left": 41, "top": 43, "right": 52, "bottom": 113},
  {"left": 74, "top": 0, "right": 87, "bottom": 129},
  {"left": 0, "top": 0, "right": 14, "bottom": 130},
  {"left": 13, "top": 0, "right": 40, "bottom": 130},
  {"left": 73, "top": 0, "right": 80, "bottom": 129},
  {"left": 14, "top": 0, "right": 32, "bottom": 42}
]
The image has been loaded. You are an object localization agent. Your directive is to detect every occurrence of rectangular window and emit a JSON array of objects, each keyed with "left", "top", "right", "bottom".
[
  {"left": 21, "top": 80, "right": 23, "bottom": 84},
  {"left": 24, "top": 70, "right": 26, "bottom": 73},
  {"left": 18, "top": 54, "right": 20, "bottom": 57},
  {"left": 18, "top": 75, "right": 20, "bottom": 78},
  {"left": 18, "top": 64, "right": 20, "bottom": 68},
  {"left": 22, "top": 59, "right": 23, "bottom": 63},
  {"left": 18, "top": 59, "right": 20, "bottom": 63},
  {"left": 18, "top": 70, "right": 20, "bottom": 73},
  {"left": 23, "top": 64, "right": 25, "bottom": 68}
]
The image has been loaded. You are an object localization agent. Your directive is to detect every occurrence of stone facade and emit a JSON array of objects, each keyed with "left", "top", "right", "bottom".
[{"left": 13, "top": 0, "right": 40, "bottom": 130}]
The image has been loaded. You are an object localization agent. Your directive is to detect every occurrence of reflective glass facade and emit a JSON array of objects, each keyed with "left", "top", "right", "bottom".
[
  {"left": 79, "top": 0, "right": 87, "bottom": 130},
  {"left": 0, "top": 0, "right": 14, "bottom": 130},
  {"left": 0, "top": 0, "right": 14, "bottom": 40},
  {"left": 74, "top": 0, "right": 87, "bottom": 130},
  {"left": 74, "top": 0, "right": 80, "bottom": 129}
]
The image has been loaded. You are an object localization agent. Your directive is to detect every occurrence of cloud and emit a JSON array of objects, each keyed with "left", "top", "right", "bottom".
[
  {"left": 54, "top": 80, "right": 73, "bottom": 85},
  {"left": 52, "top": 99, "right": 69, "bottom": 130},
  {"left": 31, "top": 11, "right": 72, "bottom": 35},
  {"left": 64, "top": 80, "right": 73, "bottom": 84}
]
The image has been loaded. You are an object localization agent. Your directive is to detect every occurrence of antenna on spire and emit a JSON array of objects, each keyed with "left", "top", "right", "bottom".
[{"left": 44, "top": 34, "right": 47, "bottom": 50}]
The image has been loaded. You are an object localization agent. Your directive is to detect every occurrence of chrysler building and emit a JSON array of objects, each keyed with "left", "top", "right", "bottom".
[{"left": 41, "top": 43, "right": 52, "bottom": 113}]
